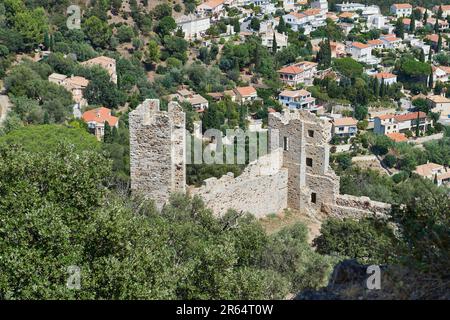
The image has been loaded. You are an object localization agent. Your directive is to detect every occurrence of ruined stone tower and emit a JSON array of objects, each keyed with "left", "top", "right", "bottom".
[
  {"left": 129, "top": 99, "right": 186, "bottom": 209},
  {"left": 269, "top": 110, "right": 340, "bottom": 213}
]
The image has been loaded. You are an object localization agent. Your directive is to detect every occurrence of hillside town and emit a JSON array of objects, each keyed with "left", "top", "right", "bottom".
[{"left": 0, "top": 0, "right": 448, "bottom": 301}]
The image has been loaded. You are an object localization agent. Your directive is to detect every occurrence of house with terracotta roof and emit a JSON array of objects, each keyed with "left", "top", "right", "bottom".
[
  {"left": 368, "top": 39, "right": 384, "bottom": 49},
  {"left": 277, "top": 61, "right": 318, "bottom": 86},
  {"left": 425, "top": 34, "right": 447, "bottom": 49},
  {"left": 414, "top": 162, "right": 450, "bottom": 187},
  {"left": 170, "top": 88, "right": 209, "bottom": 112},
  {"left": 332, "top": 117, "right": 358, "bottom": 138},
  {"left": 278, "top": 89, "right": 318, "bottom": 112},
  {"left": 48, "top": 73, "right": 90, "bottom": 107},
  {"left": 433, "top": 5, "right": 450, "bottom": 18},
  {"left": 81, "top": 56, "right": 117, "bottom": 84},
  {"left": 338, "top": 11, "right": 358, "bottom": 21},
  {"left": 386, "top": 132, "right": 408, "bottom": 143},
  {"left": 390, "top": 3, "right": 412, "bottom": 17},
  {"left": 374, "top": 112, "right": 430, "bottom": 136},
  {"left": 82, "top": 107, "right": 119, "bottom": 140},
  {"left": 197, "top": 0, "right": 225, "bottom": 18},
  {"left": 283, "top": 8, "right": 326, "bottom": 34},
  {"left": 380, "top": 35, "right": 402, "bottom": 49},
  {"left": 432, "top": 66, "right": 450, "bottom": 84},
  {"left": 427, "top": 95, "right": 450, "bottom": 121},
  {"left": 425, "top": 18, "right": 449, "bottom": 32},
  {"left": 372, "top": 72, "right": 397, "bottom": 85},
  {"left": 348, "top": 42, "right": 373, "bottom": 63},
  {"left": 234, "top": 86, "right": 258, "bottom": 104}
]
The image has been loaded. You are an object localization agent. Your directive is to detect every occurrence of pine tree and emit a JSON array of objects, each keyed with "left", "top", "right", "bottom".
[
  {"left": 410, "top": 16, "right": 416, "bottom": 33},
  {"left": 272, "top": 32, "right": 277, "bottom": 54}
]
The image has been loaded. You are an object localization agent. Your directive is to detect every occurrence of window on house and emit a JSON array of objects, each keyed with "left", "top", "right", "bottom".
[
  {"left": 283, "top": 137, "right": 289, "bottom": 151},
  {"left": 306, "top": 157, "right": 313, "bottom": 167},
  {"left": 308, "top": 130, "right": 314, "bottom": 137},
  {"left": 311, "top": 192, "right": 317, "bottom": 204}
]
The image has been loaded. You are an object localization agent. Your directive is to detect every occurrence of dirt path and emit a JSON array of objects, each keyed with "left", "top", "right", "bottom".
[{"left": 259, "top": 209, "right": 325, "bottom": 244}]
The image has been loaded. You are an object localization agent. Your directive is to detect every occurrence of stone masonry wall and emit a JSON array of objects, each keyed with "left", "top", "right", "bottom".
[
  {"left": 268, "top": 110, "right": 340, "bottom": 215},
  {"left": 190, "top": 149, "right": 288, "bottom": 217},
  {"left": 129, "top": 99, "right": 186, "bottom": 209},
  {"left": 321, "top": 194, "right": 392, "bottom": 219}
]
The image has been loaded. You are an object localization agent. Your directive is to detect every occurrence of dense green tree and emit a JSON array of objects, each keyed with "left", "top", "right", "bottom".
[
  {"left": 314, "top": 218, "right": 398, "bottom": 264},
  {"left": 83, "top": 16, "right": 112, "bottom": 48},
  {"left": 155, "top": 16, "right": 176, "bottom": 37},
  {"left": 316, "top": 39, "right": 331, "bottom": 70},
  {"left": 394, "top": 18, "right": 404, "bottom": 39}
]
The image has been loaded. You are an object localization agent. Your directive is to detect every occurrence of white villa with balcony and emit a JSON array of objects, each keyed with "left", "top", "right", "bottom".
[{"left": 278, "top": 89, "right": 318, "bottom": 112}]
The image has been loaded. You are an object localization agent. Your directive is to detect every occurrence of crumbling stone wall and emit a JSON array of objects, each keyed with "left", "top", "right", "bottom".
[
  {"left": 190, "top": 149, "right": 288, "bottom": 217},
  {"left": 268, "top": 110, "right": 340, "bottom": 215},
  {"left": 129, "top": 99, "right": 186, "bottom": 209},
  {"left": 129, "top": 100, "right": 390, "bottom": 219},
  {"left": 321, "top": 194, "right": 392, "bottom": 219}
]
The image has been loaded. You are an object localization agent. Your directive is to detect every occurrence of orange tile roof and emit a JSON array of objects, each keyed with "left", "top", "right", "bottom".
[
  {"left": 352, "top": 42, "right": 369, "bottom": 49},
  {"left": 278, "top": 65, "right": 304, "bottom": 74},
  {"left": 414, "top": 162, "right": 444, "bottom": 176},
  {"left": 199, "top": 0, "right": 224, "bottom": 8},
  {"left": 373, "top": 72, "right": 396, "bottom": 79},
  {"left": 235, "top": 86, "right": 256, "bottom": 97},
  {"left": 82, "top": 107, "right": 118, "bottom": 126},
  {"left": 303, "top": 8, "right": 322, "bottom": 16},
  {"left": 377, "top": 114, "right": 395, "bottom": 120},
  {"left": 339, "top": 12, "right": 356, "bottom": 19},
  {"left": 386, "top": 132, "right": 408, "bottom": 143},
  {"left": 65, "top": 76, "right": 89, "bottom": 88},
  {"left": 394, "top": 111, "right": 427, "bottom": 122},
  {"left": 392, "top": 3, "right": 412, "bottom": 9},
  {"left": 426, "top": 34, "right": 439, "bottom": 43},
  {"left": 333, "top": 117, "right": 358, "bottom": 126},
  {"left": 368, "top": 39, "right": 384, "bottom": 45},
  {"left": 279, "top": 89, "right": 311, "bottom": 98},
  {"left": 383, "top": 36, "right": 401, "bottom": 42}
]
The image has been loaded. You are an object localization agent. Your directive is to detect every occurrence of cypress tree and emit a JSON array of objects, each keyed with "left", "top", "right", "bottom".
[
  {"left": 277, "top": 16, "right": 286, "bottom": 33},
  {"left": 437, "top": 34, "right": 442, "bottom": 52},
  {"left": 272, "top": 32, "right": 277, "bottom": 54},
  {"left": 410, "top": 16, "right": 416, "bottom": 33},
  {"left": 395, "top": 18, "right": 404, "bottom": 39},
  {"left": 415, "top": 112, "right": 420, "bottom": 137},
  {"left": 423, "top": 9, "right": 428, "bottom": 25},
  {"left": 419, "top": 48, "right": 425, "bottom": 62},
  {"left": 434, "top": 18, "right": 440, "bottom": 33},
  {"left": 104, "top": 121, "right": 112, "bottom": 143}
]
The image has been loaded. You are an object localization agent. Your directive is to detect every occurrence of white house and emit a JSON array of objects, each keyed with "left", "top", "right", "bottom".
[
  {"left": 278, "top": 89, "right": 317, "bottom": 111},
  {"left": 332, "top": 117, "right": 358, "bottom": 138},
  {"left": 234, "top": 86, "right": 258, "bottom": 104},
  {"left": 277, "top": 61, "right": 318, "bottom": 86},
  {"left": 432, "top": 5, "right": 450, "bottom": 18},
  {"left": 335, "top": 2, "right": 365, "bottom": 12},
  {"left": 390, "top": 3, "right": 412, "bottom": 18},
  {"left": 176, "top": 15, "right": 211, "bottom": 40},
  {"left": 427, "top": 95, "right": 450, "bottom": 122},
  {"left": 261, "top": 29, "right": 288, "bottom": 52},
  {"left": 283, "top": 9, "right": 326, "bottom": 34},
  {"left": 373, "top": 72, "right": 397, "bottom": 85},
  {"left": 348, "top": 42, "right": 373, "bottom": 63},
  {"left": 197, "top": 0, "right": 225, "bottom": 19}
]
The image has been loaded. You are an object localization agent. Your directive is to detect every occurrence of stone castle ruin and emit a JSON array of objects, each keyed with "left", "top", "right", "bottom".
[{"left": 130, "top": 99, "right": 390, "bottom": 218}]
